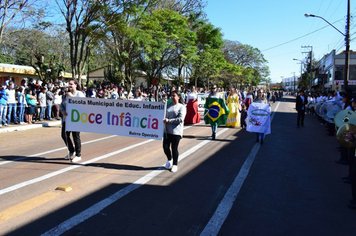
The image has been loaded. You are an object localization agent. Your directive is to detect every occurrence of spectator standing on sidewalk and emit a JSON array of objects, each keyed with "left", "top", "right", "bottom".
[
  {"left": 17, "top": 86, "right": 27, "bottom": 124},
  {"left": 25, "top": 88, "right": 36, "bottom": 124},
  {"left": 60, "top": 79, "right": 85, "bottom": 163},
  {"left": 5, "top": 81, "right": 18, "bottom": 125},
  {"left": 0, "top": 84, "right": 8, "bottom": 127},
  {"left": 163, "top": 90, "right": 186, "bottom": 173},
  {"left": 46, "top": 86, "right": 54, "bottom": 120},
  {"left": 53, "top": 88, "right": 62, "bottom": 120},
  {"left": 38, "top": 87, "right": 47, "bottom": 121}
]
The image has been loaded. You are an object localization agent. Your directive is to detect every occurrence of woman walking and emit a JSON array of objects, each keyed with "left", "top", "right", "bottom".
[
  {"left": 185, "top": 86, "right": 201, "bottom": 124},
  {"left": 226, "top": 88, "right": 240, "bottom": 128},
  {"left": 253, "top": 89, "right": 269, "bottom": 144},
  {"left": 163, "top": 90, "right": 186, "bottom": 173}
]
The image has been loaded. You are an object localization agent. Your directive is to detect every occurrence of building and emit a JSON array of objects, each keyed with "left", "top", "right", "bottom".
[
  {"left": 0, "top": 63, "right": 72, "bottom": 86},
  {"left": 314, "top": 50, "right": 356, "bottom": 91},
  {"left": 282, "top": 76, "right": 298, "bottom": 92}
]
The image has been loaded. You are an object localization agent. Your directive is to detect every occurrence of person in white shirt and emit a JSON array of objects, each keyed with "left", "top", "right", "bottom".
[
  {"left": 38, "top": 87, "right": 47, "bottom": 121},
  {"left": 5, "top": 81, "right": 17, "bottom": 124},
  {"left": 53, "top": 89, "right": 62, "bottom": 120},
  {"left": 184, "top": 86, "right": 201, "bottom": 124}
]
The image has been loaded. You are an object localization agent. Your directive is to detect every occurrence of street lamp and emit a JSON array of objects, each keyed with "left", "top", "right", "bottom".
[{"left": 304, "top": 0, "right": 351, "bottom": 90}]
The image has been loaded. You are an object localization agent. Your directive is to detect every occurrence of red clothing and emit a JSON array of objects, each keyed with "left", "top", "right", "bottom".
[{"left": 184, "top": 99, "right": 201, "bottom": 124}]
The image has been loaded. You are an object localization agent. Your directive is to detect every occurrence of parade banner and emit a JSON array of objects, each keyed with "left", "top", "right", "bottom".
[
  {"left": 197, "top": 93, "right": 206, "bottom": 112},
  {"left": 246, "top": 103, "right": 271, "bottom": 135},
  {"left": 65, "top": 97, "right": 166, "bottom": 140}
]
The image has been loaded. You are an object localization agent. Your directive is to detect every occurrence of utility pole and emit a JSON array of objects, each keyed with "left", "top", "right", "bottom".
[
  {"left": 344, "top": 0, "right": 351, "bottom": 89},
  {"left": 302, "top": 46, "right": 313, "bottom": 92}
]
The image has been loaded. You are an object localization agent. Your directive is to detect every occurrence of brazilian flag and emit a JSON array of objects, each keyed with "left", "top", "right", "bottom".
[{"left": 204, "top": 97, "right": 230, "bottom": 126}]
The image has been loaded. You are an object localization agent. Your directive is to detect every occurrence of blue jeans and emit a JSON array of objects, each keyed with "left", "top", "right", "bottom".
[
  {"left": 211, "top": 124, "right": 218, "bottom": 133},
  {"left": 7, "top": 103, "right": 17, "bottom": 124},
  {"left": 0, "top": 104, "right": 7, "bottom": 125},
  {"left": 17, "top": 103, "right": 25, "bottom": 123},
  {"left": 39, "top": 106, "right": 46, "bottom": 120},
  {"left": 256, "top": 133, "right": 265, "bottom": 140},
  {"left": 46, "top": 104, "right": 52, "bottom": 119}
]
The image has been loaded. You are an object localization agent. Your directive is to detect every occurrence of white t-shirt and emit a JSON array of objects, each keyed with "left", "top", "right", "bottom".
[
  {"left": 5, "top": 89, "right": 16, "bottom": 104},
  {"left": 38, "top": 92, "right": 46, "bottom": 107}
]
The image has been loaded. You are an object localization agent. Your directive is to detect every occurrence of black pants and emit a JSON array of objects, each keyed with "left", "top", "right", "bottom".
[
  {"left": 351, "top": 152, "right": 356, "bottom": 200},
  {"left": 163, "top": 133, "right": 181, "bottom": 165},
  {"left": 61, "top": 122, "right": 81, "bottom": 156},
  {"left": 297, "top": 110, "right": 305, "bottom": 127}
]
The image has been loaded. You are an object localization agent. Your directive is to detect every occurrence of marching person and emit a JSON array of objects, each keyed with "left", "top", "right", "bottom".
[
  {"left": 184, "top": 86, "right": 200, "bottom": 124},
  {"left": 252, "top": 89, "right": 269, "bottom": 144},
  {"left": 60, "top": 79, "right": 85, "bottom": 163},
  {"left": 206, "top": 85, "right": 224, "bottom": 139},
  {"left": 226, "top": 88, "right": 240, "bottom": 128},
  {"left": 163, "top": 90, "right": 186, "bottom": 173},
  {"left": 296, "top": 89, "right": 308, "bottom": 128}
]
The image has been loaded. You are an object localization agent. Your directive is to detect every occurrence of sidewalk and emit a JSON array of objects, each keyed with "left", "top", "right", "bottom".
[{"left": 0, "top": 120, "right": 61, "bottom": 133}]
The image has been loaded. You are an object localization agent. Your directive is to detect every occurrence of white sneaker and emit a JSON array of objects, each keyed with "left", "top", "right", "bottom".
[
  {"left": 165, "top": 160, "right": 173, "bottom": 169},
  {"left": 71, "top": 156, "right": 82, "bottom": 163},
  {"left": 171, "top": 165, "right": 178, "bottom": 172},
  {"left": 65, "top": 152, "right": 74, "bottom": 160}
]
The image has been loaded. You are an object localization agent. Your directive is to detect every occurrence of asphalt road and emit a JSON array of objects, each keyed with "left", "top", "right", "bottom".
[{"left": 0, "top": 96, "right": 355, "bottom": 236}]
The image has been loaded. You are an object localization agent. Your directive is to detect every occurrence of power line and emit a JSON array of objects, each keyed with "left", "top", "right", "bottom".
[{"left": 262, "top": 19, "right": 344, "bottom": 52}]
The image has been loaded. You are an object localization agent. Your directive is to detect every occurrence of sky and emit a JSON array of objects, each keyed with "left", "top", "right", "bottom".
[{"left": 204, "top": 0, "right": 356, "bottom": 83}]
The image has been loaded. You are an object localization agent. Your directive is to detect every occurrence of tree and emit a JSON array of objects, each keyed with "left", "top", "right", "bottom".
[
  {"left": 0, "top": 0, "right": 48, "bottom": 46},
  {"left": 190, "top": 17, "right": 225, "bottom": 89},
  {"left": 55, "top": 0, "right": 107, "bottom": 84},
  {"left": 101, "top": 0, "right": 155, "bottom": 91},
  {"left": 154, "top": 0, "right": 207, "bottom": 15},
  {"left": 137, "top": 9, "right": 195, "bottom": 86},
  {"left": 222, "top": 40, "right": 270, "bottom": 87},
  {"left": 1, "top": 24, "right": 70, "bottom": 81}
]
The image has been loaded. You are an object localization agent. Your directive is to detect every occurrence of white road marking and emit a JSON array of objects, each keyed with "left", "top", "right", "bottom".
[
  {"left": 200, "top": 102, "right": 280, "bottom": 235},
  {"left": 0, "top": 139, "right": 154, "bottom": 196},
  {"left": 0, "top": 124, "right": 200, "bottom": 194},
  {"left": 41, "top": 128, "right": 229, "bottom": 236},
  {"left": 0, "top": 135, "right": 117, "bottom": 166},
  {"left": 0, "top": 123, "right": 201, "bottom": 166}
]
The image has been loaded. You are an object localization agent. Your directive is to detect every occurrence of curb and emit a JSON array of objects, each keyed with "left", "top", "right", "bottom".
[{"left": 0, "top": 121, "right": 62, "bottom": 133}]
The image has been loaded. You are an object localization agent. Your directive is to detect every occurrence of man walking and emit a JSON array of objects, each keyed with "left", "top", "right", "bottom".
[{"left": 296, "top": 89, "right": 308, "bottom": 128}]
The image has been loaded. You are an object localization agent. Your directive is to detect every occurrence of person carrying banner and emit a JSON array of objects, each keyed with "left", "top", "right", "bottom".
[
  {"left": 248, "top": 89, "right": 270, "bottom": 145},
  {"left": 163, "top": 90, "right": 186, "bottom": 173},
  {"left": 204, "top": 85, "right": 229, "bottom": 140},
  {"left": 185, "top": 86, "right": 201, "bottom": 124},
  {"left": 60, "top": 79, "right": 85, "bottom": 163}
]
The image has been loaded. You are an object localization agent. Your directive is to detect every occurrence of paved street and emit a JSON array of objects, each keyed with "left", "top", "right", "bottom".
[{"left": 0, "top": 96, "right": 355, "bottom": 236}]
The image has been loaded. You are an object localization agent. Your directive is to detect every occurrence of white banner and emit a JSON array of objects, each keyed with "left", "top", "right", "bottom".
[
  {"left": 65, "top": 97, "right": 166, "bottom": 140},
  {"left": 197, "top": 93, "right": 207, "bottom": 112},
  {"left": 246, "top": 103, "right": 271, "bottom": 135}
]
